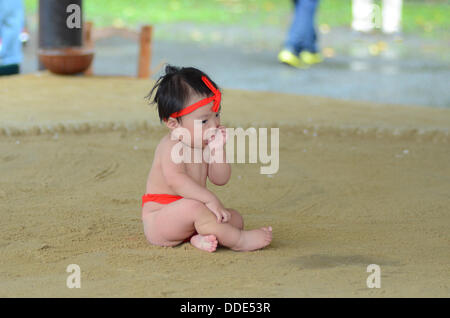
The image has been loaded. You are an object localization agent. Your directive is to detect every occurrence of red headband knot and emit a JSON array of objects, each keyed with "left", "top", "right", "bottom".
[{"left": 170, "top": 76, "right": 221, "bottom": 118}]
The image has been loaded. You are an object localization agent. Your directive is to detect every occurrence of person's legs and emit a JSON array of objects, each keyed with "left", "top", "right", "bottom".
[
  {"left": 0, "top": 0, "right": 24, "bottom": 70},
  {"left": 284, "top": 0, "right": 319, "bottom": 54},
  {"left": 142, "top": 198, "right": 271, "bottom": 252},
  {"left": 186, "top": 207, "right": 243, "bottom": 252},
  {"left": 142, "top": 198, "right": 203, "bottom": 246},
  {"left": 194, "top": 209, "right": 272, "bottom": 252}
]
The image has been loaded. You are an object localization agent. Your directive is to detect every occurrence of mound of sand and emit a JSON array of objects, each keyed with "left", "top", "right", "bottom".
[{"left": 0, "top": 73, "right": 449, "bottom": 297}]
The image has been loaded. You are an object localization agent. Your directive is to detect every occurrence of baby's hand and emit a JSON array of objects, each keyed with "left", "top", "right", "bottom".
[{"left": 205, "top": 198, "right": 231, "bottom": 223}]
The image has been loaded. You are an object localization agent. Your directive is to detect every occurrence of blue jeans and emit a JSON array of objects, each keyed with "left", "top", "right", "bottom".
[
  {"left": 0, "top": 0, "right": 24, "bottom": 65},
  {"left": 284, "top": 0, "right": 319, "bottom": 55}
]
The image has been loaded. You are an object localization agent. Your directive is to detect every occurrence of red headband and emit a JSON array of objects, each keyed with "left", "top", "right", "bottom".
[{"left": 170, "top": 76, "right": 221, "bottom": 118}]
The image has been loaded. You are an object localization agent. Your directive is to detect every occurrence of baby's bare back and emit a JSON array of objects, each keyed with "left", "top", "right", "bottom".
[{"left": 145, "top": 134, "right": 209, "bottom": 196}]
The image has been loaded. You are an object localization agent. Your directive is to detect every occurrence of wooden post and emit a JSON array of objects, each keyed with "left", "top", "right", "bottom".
[
  {"left": 83, "top": 21, "right": 94, "bottom": 76},
  {"left": 138, "top": 25, "right": 152, "bottom": 78},
  {"left": 38, "top": 0, "right": 83, "bottom": 70}
]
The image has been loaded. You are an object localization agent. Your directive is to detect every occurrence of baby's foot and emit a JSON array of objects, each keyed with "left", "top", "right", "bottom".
[
  {"left": 231, "top": 226, "right": 272, "bottom": 252},
  {"left": 190, "top": 234, "right": 218, "bottom": 253}
]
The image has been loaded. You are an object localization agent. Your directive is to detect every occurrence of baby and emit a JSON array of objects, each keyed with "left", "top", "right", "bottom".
[{"left": 141, "top": 65, "right": 272, "bottom": 252}]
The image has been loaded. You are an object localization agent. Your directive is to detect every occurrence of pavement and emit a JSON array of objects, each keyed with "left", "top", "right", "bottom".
[{"left": 19, "top": 20, "right": 450, "bottom": 108}]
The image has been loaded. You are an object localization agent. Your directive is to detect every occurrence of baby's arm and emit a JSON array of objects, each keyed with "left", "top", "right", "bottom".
[
  {"left": 164, "top": 161, "right": 215, "bottom": 203},
  {"left": 207, "top": 125, "right": 231, "bottom": 186},
  {"left": 207, "top": 149, "right": 231, "bottom": 186},
  {"left": 161, "top": 141, "right": 230, "bottom": 223}
]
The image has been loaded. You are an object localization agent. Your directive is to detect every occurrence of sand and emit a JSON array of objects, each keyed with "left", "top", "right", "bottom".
[{"left": 0, "top": 73, "right": 449, "bottom": 297}]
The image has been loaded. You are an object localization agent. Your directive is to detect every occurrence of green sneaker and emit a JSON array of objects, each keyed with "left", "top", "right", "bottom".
[
  {"left": 299, "top": 51, "right": 323, "bottom": 65},
  {"left": 278, "top": 49, "right": 308, "bottom": 68}
]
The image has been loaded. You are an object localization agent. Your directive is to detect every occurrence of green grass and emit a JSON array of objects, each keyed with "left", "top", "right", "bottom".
[
  {"left": 401, "top": 2, "right": 449, "bottom": 34},
  {"left": 24, "top": 0, "right": 449, "bottom": 37}
]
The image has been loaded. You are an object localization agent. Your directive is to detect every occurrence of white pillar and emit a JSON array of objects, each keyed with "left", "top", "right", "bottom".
[
  {"left": 382, "top": 0, "right": 402, "bottom": 34},
  {"left": 352, "top": 0, "right": 375, "bottom": 32}
]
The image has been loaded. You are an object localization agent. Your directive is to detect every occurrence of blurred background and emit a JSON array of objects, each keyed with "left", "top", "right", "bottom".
[{"left": 7, "top": 0, "right": 450, "bottom": 107}]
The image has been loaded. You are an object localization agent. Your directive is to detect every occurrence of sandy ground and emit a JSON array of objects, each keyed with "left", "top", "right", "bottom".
[{"left": 0, "top": 73, "right": 449, "bottom": 297}]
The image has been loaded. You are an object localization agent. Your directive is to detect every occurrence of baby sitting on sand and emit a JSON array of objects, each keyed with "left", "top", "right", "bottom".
[{"left": 141, "top": 65, "right": 272, "bottom": 252}]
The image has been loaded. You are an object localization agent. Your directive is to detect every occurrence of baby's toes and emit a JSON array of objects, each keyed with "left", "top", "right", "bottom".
[
  {"left": 208, "top": 241, "right": 218, "bottom": 252},
  {"left": 205, "top": 235, "right": 217, "bottom": 247},
  {"left": 262, "top": 228, "right": 272, "bottom": 241},
  {"left": 206, "top": 235, "right": 218, "bottom": 249},
  {"left": 261, "top": 226, "right": 273, "bottom": 234}
]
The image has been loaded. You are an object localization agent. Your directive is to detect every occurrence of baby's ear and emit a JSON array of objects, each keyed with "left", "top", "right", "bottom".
[{"left": 165, "top": 117, "right": 179, "bottom": 130}]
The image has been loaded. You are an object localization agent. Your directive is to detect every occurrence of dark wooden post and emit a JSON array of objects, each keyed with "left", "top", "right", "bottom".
[{"left": 38, "top": 0, "right": 83, "bottom": 70}]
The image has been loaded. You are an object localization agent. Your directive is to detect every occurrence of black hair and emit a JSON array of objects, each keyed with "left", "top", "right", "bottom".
[{"left": 145, "top": 64, "right": 221, "bottom": 123}]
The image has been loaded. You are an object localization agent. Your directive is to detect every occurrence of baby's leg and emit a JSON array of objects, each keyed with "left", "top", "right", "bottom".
[
  {"left": 143, "top": 199, "right": 271, "bottom": 252},
  {"left": 194, "top": 207, "right": 272, "bottom": 252},
  {"left": 226, "top": 208, "right": 244, "bottom": 230},
  {"left": 142, "top": 198, "right": 205, "bottom": 247},
  {"left": 188, "top": 208, "right": 243, "bottom": 252}
]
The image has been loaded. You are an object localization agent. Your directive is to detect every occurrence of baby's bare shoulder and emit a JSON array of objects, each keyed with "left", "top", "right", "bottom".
[
  {"left": 156, "top": 134, "right": 183, "bottom": 165},
  {"left": 157, "top": 134, "right": 187, "bottom": 175},
  {"left": 157, "top": 134, "right": 178, "bottom": 155}
]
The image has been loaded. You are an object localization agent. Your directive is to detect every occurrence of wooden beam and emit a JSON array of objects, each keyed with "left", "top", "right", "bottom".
[{"left": 83, "top": 21, "right": 94, "bottom": 76}]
